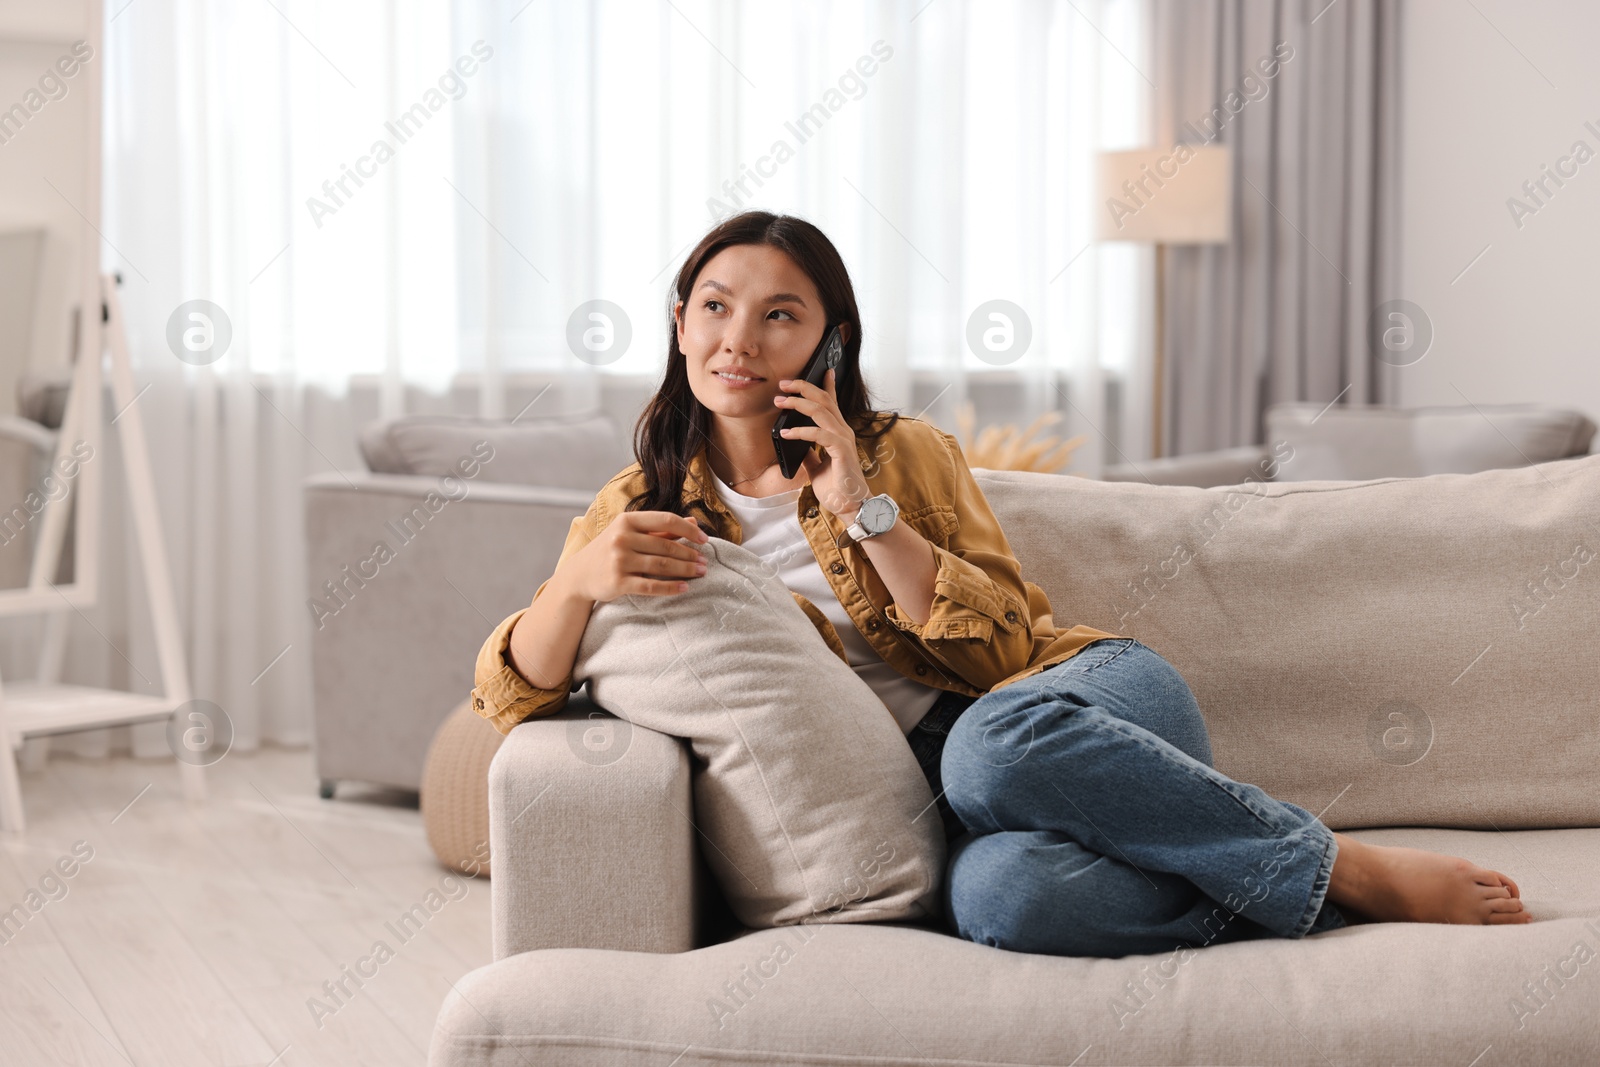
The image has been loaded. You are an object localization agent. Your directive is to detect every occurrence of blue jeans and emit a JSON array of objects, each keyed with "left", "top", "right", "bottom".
[{"left": 905, "top": 638, "right": 1349, "bottom": 958}]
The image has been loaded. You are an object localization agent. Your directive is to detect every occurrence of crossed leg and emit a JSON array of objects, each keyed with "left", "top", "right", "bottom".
[
  {"left": 939, "top": 639, "right": 1528, "bottom": 959},
  {"left": 939, "top": 639, "right": 1344, "bottom": 957}
]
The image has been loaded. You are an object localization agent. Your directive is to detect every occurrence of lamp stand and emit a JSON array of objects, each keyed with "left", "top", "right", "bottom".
[{"left": 1152, "top": 242, "right": 1167, "bottom": 459}]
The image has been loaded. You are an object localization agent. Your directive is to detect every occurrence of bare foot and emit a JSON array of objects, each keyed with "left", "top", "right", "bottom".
[{"left": 1327, "top": 834, "right": 1533, "bottom": 926}]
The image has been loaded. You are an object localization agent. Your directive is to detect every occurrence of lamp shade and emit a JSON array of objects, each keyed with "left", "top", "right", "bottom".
[{"left": 1096, "top": 146, "right": 1232, "bottom": 243}]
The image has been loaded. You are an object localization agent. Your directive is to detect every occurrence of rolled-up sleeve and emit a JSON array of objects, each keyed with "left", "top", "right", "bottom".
[
  {"left": 470, "top": 503, "right": 598, "bottom": 735},
  {"left": 882, "top": 429, "right": 1034, "bottom": 688}
]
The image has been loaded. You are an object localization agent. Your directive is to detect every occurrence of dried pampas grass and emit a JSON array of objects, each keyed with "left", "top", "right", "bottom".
[{"left": 953, "top": 402, "right": 1084, "bottom": 474}]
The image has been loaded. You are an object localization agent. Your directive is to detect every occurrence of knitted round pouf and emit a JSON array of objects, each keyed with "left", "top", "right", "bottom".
[{"left": 420, "top": 697, "right": 505, "bottom": 878}]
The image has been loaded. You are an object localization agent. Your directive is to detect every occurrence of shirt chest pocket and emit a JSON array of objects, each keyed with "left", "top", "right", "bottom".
[{"left": 899, "top": 503, "right": 957, "bottom": 548}]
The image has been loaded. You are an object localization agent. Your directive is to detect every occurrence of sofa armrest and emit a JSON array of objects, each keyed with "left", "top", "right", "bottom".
[
  {"left": 488, "top": 687, "right": 706, "bottom": 958},
  {"left": 0, "top": 412, "right": 57, "bottom": 456},
  {"left": 1103, "top": 445, "right": 1269, "bottom": 488}
]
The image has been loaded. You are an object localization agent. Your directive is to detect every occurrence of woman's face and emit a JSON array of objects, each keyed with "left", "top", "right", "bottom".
[{"left": 675, "top": 243, "right": 848, "bottom": 429}]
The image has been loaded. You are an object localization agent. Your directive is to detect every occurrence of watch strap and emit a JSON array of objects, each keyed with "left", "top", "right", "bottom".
[{"left": 834, "top": 494, "right": 892, "bottom": 550}]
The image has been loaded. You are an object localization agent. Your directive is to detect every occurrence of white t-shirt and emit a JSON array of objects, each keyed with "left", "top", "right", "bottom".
[{"left": 708, "top": 469, "right": 945, "bottom": 734}]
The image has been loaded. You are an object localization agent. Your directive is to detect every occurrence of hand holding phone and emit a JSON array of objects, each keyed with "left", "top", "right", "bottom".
[{"left": 772, "top": 324, "right": 844, "bottom": 479}]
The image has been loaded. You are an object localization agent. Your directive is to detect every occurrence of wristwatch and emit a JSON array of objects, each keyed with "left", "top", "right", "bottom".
[{"left": 836, "top": 493, "right": 899, "bottom": 549}]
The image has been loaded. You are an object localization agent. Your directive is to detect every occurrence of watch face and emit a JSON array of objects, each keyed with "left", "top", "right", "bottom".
[{"left": 861, "top": 495, "right": 895, "bottom": 534}]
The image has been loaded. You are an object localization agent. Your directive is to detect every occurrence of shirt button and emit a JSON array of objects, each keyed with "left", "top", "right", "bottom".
[
  {"left": 472, "top": 696, "right": 484, "bottom": 710},
  {"left": 1005, "top": 611, "right": 1019, "bottom": 623},
  {"left": 805, "top": 506, "right": 818, "bottom": 518},
  {"left": 915, "top": 665, "right": 928, "bottom": 676},
  {"left": 830, "top": 562, "right": 845, "bottom": 574},
  {"left": 867, "top": 619, "right": 879, "bottom": 631}
]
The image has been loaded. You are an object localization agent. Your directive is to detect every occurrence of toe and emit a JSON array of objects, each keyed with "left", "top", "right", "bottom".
[
  {"left": 1487, "top": 911, "right": 1529, "bottom": 925},
  {"left": 1469, "top": 866, "right": 1507, "bottom": 888},
  {"left": 1487, "top": 897, "right": 1525, "bottom": 913},
  {"left": 1500, "top": 873, "right": 1522, "bottom": 899}
]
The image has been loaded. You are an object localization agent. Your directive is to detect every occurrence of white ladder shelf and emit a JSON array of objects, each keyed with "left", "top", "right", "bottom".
[{"left": 0, "top": 274, "right": 204, "bottom": 833}]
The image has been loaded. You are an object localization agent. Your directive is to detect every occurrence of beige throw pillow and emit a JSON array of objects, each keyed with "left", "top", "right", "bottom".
[{"left": 573, "top": 536, "right": 946, "bottom": 929}]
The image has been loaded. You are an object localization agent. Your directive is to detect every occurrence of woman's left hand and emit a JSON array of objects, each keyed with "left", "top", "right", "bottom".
[{"left": 775, "top": 367, "right": 871, "bottom": 518}]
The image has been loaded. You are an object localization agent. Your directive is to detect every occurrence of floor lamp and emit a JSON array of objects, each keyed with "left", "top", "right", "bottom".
[{"left": 1096, "top": 146, "right": 1232, "bottom": 458}]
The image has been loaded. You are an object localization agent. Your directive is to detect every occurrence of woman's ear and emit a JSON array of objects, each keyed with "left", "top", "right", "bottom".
[
  {"left": 839, "top": 322, "right": 851, "bottom": 346},
  {"left": 674, "top": 300, "right": 685, "bottom": 345}
]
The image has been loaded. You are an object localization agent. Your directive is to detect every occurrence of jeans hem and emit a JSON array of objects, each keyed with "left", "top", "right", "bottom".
[{"left": 1289, "top": 825, "right": 1341, "bottom": 939}]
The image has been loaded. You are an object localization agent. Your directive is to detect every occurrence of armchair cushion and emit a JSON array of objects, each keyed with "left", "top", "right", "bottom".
[
  {"left": 1267, "top": 402, "right": 1596, "bottom": 481},
  {"left": 573, "top": 536, "right": 946, "bottom": 930},
  {"left": 358, "top": 412, "right": 625, "bottom": 489}
]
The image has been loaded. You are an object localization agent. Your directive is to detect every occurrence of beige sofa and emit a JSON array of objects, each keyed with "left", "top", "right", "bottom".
[
  {"left": 430, "top": 452, "right": 1600, "bottom": 1066},
  {"left": 303, "top": 401, "right": 1593, "bottom": 796}
]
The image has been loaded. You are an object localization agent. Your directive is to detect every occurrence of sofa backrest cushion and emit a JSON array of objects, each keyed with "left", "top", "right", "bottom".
[
  {"left": 977, "top": 456, "right": 1600, "bottom": 831},
  {"left": 359, "top": 414, "right": 626, "bottom": 490},
  {"left": 573, "top": 536, "right": 946, "bottom": 930},
  {"left": 1266, "top": 403, "right": 1596, "bottom": 481}
]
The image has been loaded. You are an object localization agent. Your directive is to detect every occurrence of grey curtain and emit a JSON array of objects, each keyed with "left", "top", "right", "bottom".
[{"left": 1151, "top": 0, "right": 1402, "bottom": 456}]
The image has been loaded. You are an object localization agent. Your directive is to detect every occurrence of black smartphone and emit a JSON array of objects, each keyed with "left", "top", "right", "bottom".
[{"left": 772, "top": 324, "right": 844, "bottom": 478}]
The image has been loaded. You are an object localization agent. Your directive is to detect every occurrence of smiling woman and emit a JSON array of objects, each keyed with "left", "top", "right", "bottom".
[
  {"left": 645, "top": 213, "right": 899, "bottom": 508},
  {"left": 491, "top": 211, "right": 956, "bottom": 729},
  {"left": 661, "top": 213, "right": 941, "bottom": 630},
  {"left": 475, "top": 210, "right": 1534, "bottom": 966},
  {"left": 478, "top": 211, "right": 1118, "bottom": 742}
]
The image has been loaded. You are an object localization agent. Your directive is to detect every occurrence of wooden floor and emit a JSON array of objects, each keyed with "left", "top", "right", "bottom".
[{"left": 0, "top": 744, "right": 491, "bottom": 1066}]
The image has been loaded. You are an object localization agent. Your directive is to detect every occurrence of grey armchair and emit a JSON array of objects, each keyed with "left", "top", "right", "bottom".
[{"left": 304, "top": 411, "right": 634, "bottom": 796}]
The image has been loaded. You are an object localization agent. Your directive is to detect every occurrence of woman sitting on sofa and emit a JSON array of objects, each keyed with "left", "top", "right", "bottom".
[{"left": 471, "top": 210, "right": 1532, "bottom": 957}]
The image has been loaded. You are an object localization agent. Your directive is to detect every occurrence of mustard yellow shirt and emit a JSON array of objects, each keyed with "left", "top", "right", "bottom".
[{"left": 471, "top": 413, "right": 1120, "bottom": 734}]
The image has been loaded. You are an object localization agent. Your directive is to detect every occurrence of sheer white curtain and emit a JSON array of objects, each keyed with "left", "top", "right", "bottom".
[
  {"left": 457, "top": 0, "right": 1149, "bottom": 428},
  {"left": 57, "top": 0, "right": 1144, "bottom": 756}
]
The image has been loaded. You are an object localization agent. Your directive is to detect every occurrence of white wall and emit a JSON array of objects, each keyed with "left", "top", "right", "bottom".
[{"left": 1398, "top": 1, "right": 1600, "bottom": 426}]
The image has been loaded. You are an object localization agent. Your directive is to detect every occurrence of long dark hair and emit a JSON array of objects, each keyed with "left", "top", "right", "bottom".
[{"left": 627, "top": 211, "right": 899, "bottom": 529}]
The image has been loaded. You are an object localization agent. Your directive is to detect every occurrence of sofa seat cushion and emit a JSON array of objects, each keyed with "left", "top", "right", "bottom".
[
  {"left": 432, "top": 825, "right": 1600, "bottom": 1067},
  {"left": 572, "top": 536, "right": 947, "bottom": 930}
]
